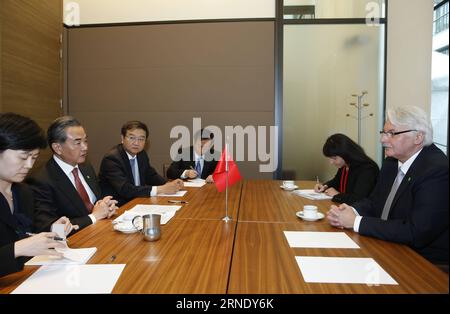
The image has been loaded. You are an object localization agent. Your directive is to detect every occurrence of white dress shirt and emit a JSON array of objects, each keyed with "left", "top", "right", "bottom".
[
  {"left": 125, "top": 151, "right": 157, "bottom": 196},
  {"left": 53, "top": 155, "right": 98, "bottom": 224}
]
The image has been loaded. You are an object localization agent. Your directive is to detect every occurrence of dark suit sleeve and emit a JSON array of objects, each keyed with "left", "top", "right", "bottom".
[
  {"left": 143, "top": 162, "right": 166, "bottom": 186},
  {"left": 332, "top": 165, "right": 379, "bottom": 204},
  {"left": 100, "top": 155, "right": 155, "bottom": 200},
  {"left": 324, "top": 169, "right": 340, "bottom": 190},
  {"left": 359, "top": 165, "right": 449, "bottom": 249},
  {"left": 0, "top": 243, "right": 25, "bottom": 278},
  {"left": 167, "top": 160, "right": 188, "bottom": 179},
  {"left": 27, "top": 177, "right": 92, "bottom": 232}
]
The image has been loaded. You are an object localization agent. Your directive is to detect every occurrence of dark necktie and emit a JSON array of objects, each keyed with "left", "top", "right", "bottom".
[{"left": 72, "top": 168, "right": 94, "bottom": 213}]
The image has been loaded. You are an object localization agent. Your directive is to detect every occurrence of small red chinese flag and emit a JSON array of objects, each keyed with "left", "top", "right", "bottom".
[{"left": 212, "top": 148, "right": 242, "bottom": 192}]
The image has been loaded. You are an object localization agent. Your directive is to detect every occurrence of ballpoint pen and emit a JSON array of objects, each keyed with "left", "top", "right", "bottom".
[
  {"left": 316, "top": 176, "right": 327, "bottom": 193},
  {"left": 25, "top": 232, "right": 67, "bottom": 242},
  {"left": 168, "top": 200, "right": 189, "bottom": 204}
]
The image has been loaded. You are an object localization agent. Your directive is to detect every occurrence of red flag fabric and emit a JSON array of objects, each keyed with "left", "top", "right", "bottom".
[{"left": 212, "top": 149, "right": 242, "bottom": 192}]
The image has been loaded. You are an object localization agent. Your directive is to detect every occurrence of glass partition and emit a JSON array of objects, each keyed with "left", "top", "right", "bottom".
[
  {"left": 431, "top": 0, "right": 449, "bottom": 154},
  {"left": 283, "top": 24, "right": 385, "bottom": 180},
  {"left": 284, "top": 0, "right": 385, "bottom": 20}
]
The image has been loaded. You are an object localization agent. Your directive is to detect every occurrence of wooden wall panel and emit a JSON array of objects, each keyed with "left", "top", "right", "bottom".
[
  {"left": 67, "top": 21, "right": 275, "bottom": 178},
  {"left": 0, "top": 0, "right": 62, "bottom": 170}
]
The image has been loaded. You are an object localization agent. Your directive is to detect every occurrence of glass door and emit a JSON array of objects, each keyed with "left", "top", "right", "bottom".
[{"left": 282, "top": 0, "right": 386, "bottom": 180}]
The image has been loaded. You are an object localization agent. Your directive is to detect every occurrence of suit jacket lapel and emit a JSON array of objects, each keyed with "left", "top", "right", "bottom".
[
  {"left": 47, "top": 159, "right": 88, "bottom": 215},
  {"left": 119, "top": 145, "right": 135, "bottom": 183},
  {"left": 0, "top": 200, "right": 18, "bottom": 231},
  {"left": 389, "top": 149, "right": 426, "bottom": 213},
  {"left": 79, "top": 164, "right": 101, "bottom": 199},
  {"left": 136, "top": 152, "right": 147, "bottom": 184}
]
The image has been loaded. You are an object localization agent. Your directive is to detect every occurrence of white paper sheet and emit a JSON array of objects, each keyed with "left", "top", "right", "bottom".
[
  {"left": 295, "top": 256, "right": 398, "bottom": 285},
  {"left": 293, "top": 189, "right": 332, "bottom": 200},
  {"left": 51, "top": 224, "right": 66, "bottom": 240},
  {"left": 183, "top": 179, "right": 206, "bottom": 187},
  {"left": 284, "top": 231, "right": 360, "bottom": 249},
  {"left": 157, "top": 190, "right": 187, "bottom": 197},
  {"left": 113, "top": 204, "right": 181, "bottom": 224},
  {"left": 11, "top": 264, "right": 126, "bottom": 294},
  {"left": 25, "top": 247, "right": 97, "bottom": 265}
]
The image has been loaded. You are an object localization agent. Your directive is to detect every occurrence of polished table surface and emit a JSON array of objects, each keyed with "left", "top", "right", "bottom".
[{"left": 0, "top": 180, "right": 448, "bottom": 294}]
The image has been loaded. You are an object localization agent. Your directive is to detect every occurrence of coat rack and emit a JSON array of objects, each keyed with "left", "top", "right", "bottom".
[{"left": 346, "top": 91, "right": 373, "bottom": 145}]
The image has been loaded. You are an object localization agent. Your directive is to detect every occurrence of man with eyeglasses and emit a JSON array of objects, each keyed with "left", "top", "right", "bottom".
[
  {"left": 99, "top": 120, "right": 183, "bottom": 206},
  {"left": 327, "top": 105, "right": 448, "bottom": 269},
  {"left": 27, "top": 116, "right": 119, "bottom": 232}
]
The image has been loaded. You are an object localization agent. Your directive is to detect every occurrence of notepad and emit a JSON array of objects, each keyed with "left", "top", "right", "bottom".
[
  {"left": 284, "top": 231, "right": 360, "bottom": 249},
  {"left": 25, "top": 247, "right": 97, "bottom": 265},
  {"left": 11, "top": 264, "right": 126, "bottom": 294},
  {"left": 293, "top": 189, "right": 332, "bottom": 200},
  {"left": 295, "top": 256, "right": 398, "bottom": 285}
]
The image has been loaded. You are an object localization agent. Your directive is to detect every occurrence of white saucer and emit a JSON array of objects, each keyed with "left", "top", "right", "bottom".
[
  {"left": 296, "top": 211, "right": 325, "bottom": 222},
  {"left": 280, "top": 185, "right": 298, "bottom": 191},
  {"left": 113, "top": 223, "right": 139, "bottom": 234}
]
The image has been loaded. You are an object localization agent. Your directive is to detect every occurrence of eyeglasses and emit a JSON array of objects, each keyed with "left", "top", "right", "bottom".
[
  {"left": 379, "top": 129, "right": 417, "bottom": 138},
  {"left": 125, "top": 136, "right": 146, "bottom": 143}
]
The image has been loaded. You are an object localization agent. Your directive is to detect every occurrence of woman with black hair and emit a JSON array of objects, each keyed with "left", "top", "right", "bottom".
[
  {"left": 314, "top": 133, "right": 379, "bottom": 204},
  {"left": 0, "top": 112, "right": 77, "bottom": 277}
]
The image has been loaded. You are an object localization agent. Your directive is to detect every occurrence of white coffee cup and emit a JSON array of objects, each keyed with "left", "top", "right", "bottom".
[
  {"left": 303, "top": 205, "right": 318, "bottom": 219},
  {"left": 283, "top": 180, "right": 295, "bottom": 188}
]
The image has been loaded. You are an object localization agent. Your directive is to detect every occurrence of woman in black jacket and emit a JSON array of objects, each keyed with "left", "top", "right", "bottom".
[
  {"left": 314, "top": 133, "right": 379, "bottom": 205},
  {"left": 0, "top": 113, "right": 76, "bottom": 278}
]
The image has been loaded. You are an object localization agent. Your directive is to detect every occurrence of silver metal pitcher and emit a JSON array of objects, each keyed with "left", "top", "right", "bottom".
[{"left": 132, "top": 214, "right": 161, "bottom": 241}]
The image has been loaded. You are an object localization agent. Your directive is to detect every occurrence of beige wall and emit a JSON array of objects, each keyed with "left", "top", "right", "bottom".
[
  {"left": 63, "top": 0, "right": 275, "bottom": 25},
  {"left": 386, "top": 0, "right": 433, "bottom": 113}
]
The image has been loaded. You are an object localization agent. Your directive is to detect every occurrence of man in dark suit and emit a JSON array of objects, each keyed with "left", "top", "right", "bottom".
[
  {"left": 167, "top": 128, "right": 219, "bottom": 182},
  {"left": 327, "top": 105, "right": 448, "bottom": 266},
  {"left": 99, "top": 121, "right": 183, "bottom": 207},
  {"left": 27, "top": 116, "right": 118, "bottom": 232}
]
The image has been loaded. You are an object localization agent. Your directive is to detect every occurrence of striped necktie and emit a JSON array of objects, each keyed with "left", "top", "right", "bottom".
[{"left": 72, "top": 168, "right": 94, "bottom": 213}]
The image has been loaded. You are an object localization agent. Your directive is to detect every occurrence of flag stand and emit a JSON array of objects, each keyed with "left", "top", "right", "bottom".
[
  {"left": 222, "top": 171, "right": 232, "bottom": 222},
  {"left": 222, "top": 143, "right": 232, "bottom": 222}
]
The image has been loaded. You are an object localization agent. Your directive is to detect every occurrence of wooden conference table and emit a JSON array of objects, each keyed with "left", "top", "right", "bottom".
[{"left": 0, "top": 180, "right": 448, "bottom": 294}]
